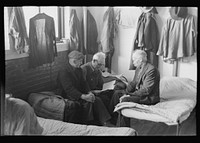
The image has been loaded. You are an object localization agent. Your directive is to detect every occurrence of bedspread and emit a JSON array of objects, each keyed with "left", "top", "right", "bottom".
[
  {"left": 114, "top": 77, "right": 197, "bottom": 125},
  {"left": 114, "top": 98, "right": 195, "bottom": 125}
]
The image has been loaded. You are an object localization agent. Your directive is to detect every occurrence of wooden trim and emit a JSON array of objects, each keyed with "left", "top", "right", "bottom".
[
  {"left": 58, "top": 7, "right": 62, "bottom": 40},
  {"left": 0, "top": 80, "right": 5, "bottom": 135}
]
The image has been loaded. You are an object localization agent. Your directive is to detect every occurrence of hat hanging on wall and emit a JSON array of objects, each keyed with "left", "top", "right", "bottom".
[
  {"left": 169, "top": 7, "right": 188, "bottom": 20},
  {"left": 140, "top": 7, "right": 158, "bottom": 14}
]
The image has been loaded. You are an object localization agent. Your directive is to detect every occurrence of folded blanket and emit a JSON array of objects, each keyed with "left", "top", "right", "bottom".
[
  {"left": 28, "top": 92, "right": 65, "bottom": 121},
  {"left": 4, "top": 96, "right": 44, "bottom": 135},
  {"left": 114, "top": 77, "right": 197, "bottom": 125},
  {"left": 115, "top": 98, "right": 195, "bottom": 124}
]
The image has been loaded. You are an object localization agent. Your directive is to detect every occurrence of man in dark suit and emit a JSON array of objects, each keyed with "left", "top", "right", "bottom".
[
  {"left": 109, "top": 49, "right": 160, "bottom": 124},
  {"left": 56, "top": 50, "right": 111, "bottom": 126}
]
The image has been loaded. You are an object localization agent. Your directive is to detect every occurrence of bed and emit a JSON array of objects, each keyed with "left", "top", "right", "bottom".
[
  {"left": 27, "top": 72, "right": 120, "bottom": 122},
  {"left": 114, "top": 76, "right": 197, "bottom": 135},
  {"left": 4, "top": 96, "right": 137, "bottom": 136},
  {"left": 37, "top": 117, "right": 136, "bottom": 136}
]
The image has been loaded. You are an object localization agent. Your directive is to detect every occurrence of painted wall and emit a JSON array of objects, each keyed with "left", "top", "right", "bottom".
[
  {"left": 5, "top": 44, "right": 69, "bottom": 101},
  {"left": 156, "top": 7, "right": 197, "bottom": 81},
  {"left": 88, "top": 7, "right": 197, "bottom": 81}
]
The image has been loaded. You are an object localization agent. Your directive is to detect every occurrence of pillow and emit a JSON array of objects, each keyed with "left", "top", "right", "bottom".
[
  {"left": 160, "top": 76, "right": 197, "bottom": 100},
  {"left": 4, "top": 95, "right": 44, "bottom": 135}
]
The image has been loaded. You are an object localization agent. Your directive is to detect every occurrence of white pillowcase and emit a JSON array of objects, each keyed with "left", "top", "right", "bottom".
[{"left": 160, "top": 76, "right": 197, "bottom": 100}]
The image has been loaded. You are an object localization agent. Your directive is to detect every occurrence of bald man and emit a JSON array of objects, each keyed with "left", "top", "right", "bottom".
[{"left": 109, "top": 49, "right": 160, "bottom": 124}]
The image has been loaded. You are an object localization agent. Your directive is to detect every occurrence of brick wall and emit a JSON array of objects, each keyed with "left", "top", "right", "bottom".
[{"left": 5, "top": 50, "right": 69, "bottom": 101}]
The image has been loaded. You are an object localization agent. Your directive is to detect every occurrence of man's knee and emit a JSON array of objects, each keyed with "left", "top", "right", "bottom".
[
  {"left": 65, "top": 100, "right": 81, "bottom": 111},
  {"left": 113, "top": 90, "right": 126, "bottom": 97},
  {"left": 112, "top": 90, "right": 126, "bottom": 102},
  {"left": 94, "top": 96, "right": 103, "bottom": 103},
  {"left": 121, "top": 96, "right": 139, "bottom": 103}
]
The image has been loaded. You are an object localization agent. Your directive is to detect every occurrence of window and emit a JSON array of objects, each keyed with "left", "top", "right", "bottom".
[
  {"left": 4, "top": 7, "right": 10, "bottom": 50},
  {"left": 23, "top": 6, "right": 59, "bottom": 39},
  {"left": 4, "top": 6, "right": 68, "bottom": 52}
]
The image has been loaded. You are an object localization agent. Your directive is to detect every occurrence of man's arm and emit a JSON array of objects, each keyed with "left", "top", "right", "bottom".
[
  {"left": 81, "top": 65, "right": 87, "bottom": 81},
  {"left": 127, "top": 68, "right": 158, "bottom": 97},
  {"left": 58, "top": 70, "right": 82, "bottom": 100},
  {"left": 96, "top": 70, "right": 104, "bottom": 90}
]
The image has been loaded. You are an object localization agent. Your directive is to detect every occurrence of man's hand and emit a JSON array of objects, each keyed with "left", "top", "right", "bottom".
[
  {"left": 81, "top": 92, "right": 95, "bottom": 103},
  {"left": 119, "top": 94, "right": 130, "bottom": 103},
  {"left": 91, "top": 90, "right": 102, "bottom": 94}
]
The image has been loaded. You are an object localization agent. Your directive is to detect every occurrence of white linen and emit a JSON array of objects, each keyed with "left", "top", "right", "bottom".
[
  {"left": 102, "top": 80, "right": 115, "bottom": 91},
  {"left": 114, "top": 77, "right": 197, "bottom": 125},
  {"left": 38, "top": 117, "right": 136, "bottom": 136}
]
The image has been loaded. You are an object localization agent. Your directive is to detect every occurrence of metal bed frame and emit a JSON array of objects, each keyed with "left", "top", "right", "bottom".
[{"left": 117, "top": 111, "right": 182, "bottom": 136}]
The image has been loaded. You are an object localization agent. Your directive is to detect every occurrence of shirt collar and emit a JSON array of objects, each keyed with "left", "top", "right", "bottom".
[
  {"left": 89, "top": 62, "right": 95, "bottom": 72},
  {"left": 138, "top": 62, "right": 145, "bottom": 70}
]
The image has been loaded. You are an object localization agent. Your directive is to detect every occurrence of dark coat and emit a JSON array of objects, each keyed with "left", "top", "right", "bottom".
[
  {"left": 56, "top": 63, "right": 90, "bottom": 100},
  {"left": 126, "top": 62, "right": 160, "bottom": 105},
  {"left": 56, "top": 63, "right": 111, "bottom": 124},
  {"left": 69, "top": 9, "right": 85, "bottom": 54},
  {"left": 29, "top": 13, "right": 57, "bottom": 68},
  {"left": 129, "top": 12, "right": 159, "bottom": 70},
  {"left": 81, "top": 62, "right": 104, "bottom": 90},
  {"left": 86, "top": 10, "right": 98, "bottom": 55}
]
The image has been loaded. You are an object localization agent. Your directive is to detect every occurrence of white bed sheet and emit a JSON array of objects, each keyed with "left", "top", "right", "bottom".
[
  {"left": 37, "top": 117, "right": 137, "bottom": 136},
  {"left": 114, "top": 77, "right": 197, "bottom": 125}
]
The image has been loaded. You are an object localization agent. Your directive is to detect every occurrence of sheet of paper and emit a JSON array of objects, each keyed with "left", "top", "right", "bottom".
[
  {"left": 102, "top": 80, "right": 116, "bottom": 91},
  {"left": 102, "top": 71, "right": 122, "bottom": 79}
]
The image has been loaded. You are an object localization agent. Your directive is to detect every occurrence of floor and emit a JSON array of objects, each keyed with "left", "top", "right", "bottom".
[{"left": 121, "top": 108, "right": 196, "bottom": 136}]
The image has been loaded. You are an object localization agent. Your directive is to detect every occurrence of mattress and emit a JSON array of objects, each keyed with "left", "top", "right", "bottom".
[
  {"left": 37, "top": 117, "right": 137, "bottom": 136},
  {"left": 118, "top": 100, "right": 192, "bottom": 125},
  {"left": 114, "top": 76, "right": 197, "bottom": 126}
]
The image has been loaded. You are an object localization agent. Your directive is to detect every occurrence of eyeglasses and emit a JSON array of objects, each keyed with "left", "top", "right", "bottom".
[{"left": 94, "top": 59, "right": 104, "bottom": 67}]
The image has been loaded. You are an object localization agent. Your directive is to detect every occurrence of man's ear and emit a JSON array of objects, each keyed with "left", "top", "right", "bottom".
[{"left": 139, "top": 58, "right": 143, "bottom": 63}]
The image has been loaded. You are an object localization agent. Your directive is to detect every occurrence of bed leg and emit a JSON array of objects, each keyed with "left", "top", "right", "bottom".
[
  {"left": 116, "top": 111, "right": 121, "bottom": 127},
  {"left": 176, "top": 121, "right": 181, "bottom": 136}
]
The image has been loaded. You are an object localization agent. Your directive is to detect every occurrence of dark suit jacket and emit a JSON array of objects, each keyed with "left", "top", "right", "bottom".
[
  {"left": 81, "top": 62, "right": 104, "bottom": 90},
  {"left": 56, "top": 63, "right": 90, "bottom": 101},
  {"left": 126, "top": 62, "right": 160, "bottom": 105}
]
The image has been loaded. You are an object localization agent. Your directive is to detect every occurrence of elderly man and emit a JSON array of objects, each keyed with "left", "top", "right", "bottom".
[
  {"left": 109, "top": 49, "right": 160, "bottom": 124},
  {"left": 56, "top": 50, "right": 112, "bottom": 126},
  {"left": 81, "top": 52, "right": 105, "bottom": 91},
  {"left": 81, "top": 52, "right": 114, "bottom": 115}
]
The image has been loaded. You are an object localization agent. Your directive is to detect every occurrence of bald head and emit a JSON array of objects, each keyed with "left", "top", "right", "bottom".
[
  {"left": 132, "top": 49, "right": 147, "bottom": 67},
  {"left": 92, "top": 52, "right": 105, "bottom": 70},
  {"left": 93, "top": 52, "right": 105, "bottom": 65}
]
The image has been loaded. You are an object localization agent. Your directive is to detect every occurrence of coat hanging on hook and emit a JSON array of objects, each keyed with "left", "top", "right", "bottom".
[{"left": 28, "top": 12, "right": 57, "bottom": 69}]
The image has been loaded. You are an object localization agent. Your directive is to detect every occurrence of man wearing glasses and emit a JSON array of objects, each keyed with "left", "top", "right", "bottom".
[
  {"left": 81, "top": 52, "right": 115, "bottom": 126},
  {"left": 81, "top": 52, "right": 106, "bottom": 91},
  {"left": 56, "top": 50, "right": 112, "bottom": 126}
]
